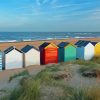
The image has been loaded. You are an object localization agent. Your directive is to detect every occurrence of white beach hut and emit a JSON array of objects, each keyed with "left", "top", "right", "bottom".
[
  {"left": 3, "top": 46, "right": 23, "bottom": 70},
  {"left": 21, "top": 45, "right": 40, "bottom": 67},
  {"left": 75, "top": 40, "right": 94, "bottom": 60}
]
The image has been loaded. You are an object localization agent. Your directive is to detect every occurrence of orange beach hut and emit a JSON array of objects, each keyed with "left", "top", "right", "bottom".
[{"left": 39, "top": 42, "right": 58, "bottom": 65}]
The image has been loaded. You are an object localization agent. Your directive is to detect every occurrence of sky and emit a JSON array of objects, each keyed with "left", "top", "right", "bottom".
[{"left": 0, "top": 0, "right": 100, "bottom": 32}]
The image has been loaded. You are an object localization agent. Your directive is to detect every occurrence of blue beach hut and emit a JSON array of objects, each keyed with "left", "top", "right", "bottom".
[{"left": 75, "top": 40, "right": 94, "bottom": 60}]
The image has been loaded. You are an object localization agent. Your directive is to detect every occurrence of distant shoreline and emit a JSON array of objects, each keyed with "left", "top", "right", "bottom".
[
  {"left": 0, "top": 37, "right": 100, "bottom": 43},
  {"left": 0, "top": 37, "right": 100, "bottom": 51},
  {"left": 0, "top": 32, "right": 100, "bottom": 43}
]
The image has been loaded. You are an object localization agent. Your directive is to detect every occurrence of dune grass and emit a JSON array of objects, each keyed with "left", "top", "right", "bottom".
[
  {"left": 2, "top": 86, "right": 100, "bottom": 100},
  {"left": 73, "top": 57, "right": 100, "bottom": 65},
  {"left": 69, "top": 89, "right": 91, "bottom": 100},
  {"left": 56, "top": 87, "right": 100, "bottom": 100},
  {"left": 91, "top": 57, "right": 100, "bottom": 64},
  {"left": 0, "top": 96, "right": 9, "bottom": 100},
  {"left": 9, "top": 70, "right": 29, "bottom": 82},
  {"left": 1, "top": 58, "right": 100, "bottom": 100},
  {"left": 9, "top": 88, "right": 23, "bottom": 100},
  {"left": 71, "top": 57, "right": 100, "bottom": 74},
  {"left": 18, "top": 79, "right": 41, "bottom": 100},
  {"left": 4, "top": 79, "right": 41, "bottom": 100},
  {"left": 87, "top": 87, "right": 100, "bottom": 100}
]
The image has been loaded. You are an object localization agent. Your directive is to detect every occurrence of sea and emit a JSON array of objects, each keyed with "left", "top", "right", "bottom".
[{"left": 0, "top": 32, "right": 100, "bottom": 42}]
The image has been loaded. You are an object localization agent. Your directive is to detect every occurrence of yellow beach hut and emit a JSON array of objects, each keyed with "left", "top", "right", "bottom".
[{"left": 91, "top": 42, "right": 100, "bottom": 57}]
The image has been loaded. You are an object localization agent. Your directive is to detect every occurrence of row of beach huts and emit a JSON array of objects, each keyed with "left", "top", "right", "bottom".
[{"left": 0, "top": 40, "right": 100, "bottom": 70}]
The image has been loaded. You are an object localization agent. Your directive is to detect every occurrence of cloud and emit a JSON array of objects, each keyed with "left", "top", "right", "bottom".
[
  {"left": 89, "top": 8, "right": 100, "bottom": 20},
  {"left": 52, "top": 2, "right": 91, "bottom": 8},
  {"left": 47, "top": 8, "right": 100, "bottom": 21},
  {"left": 52, "top": 4, "right": 79, "bottom": 8},
  {"left": 36, "top": 0, "right": 49, "bottom": 6}
]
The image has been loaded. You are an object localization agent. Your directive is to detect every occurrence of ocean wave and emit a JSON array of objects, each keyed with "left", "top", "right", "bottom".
[
  {"left": 23, "top": 39, "right": 32, "bottom": 41},
  {"left": 66, "top": 36, "right": 69, "bottom": 37},
  {"left": 74, "top": 36, "right": 94, "bottom": 38},
  {"left": 46, "top": 38, "right": 54, "bottom": 40},
  {"left": 0, "top": 40, "right": 17, "bottom": 42}
]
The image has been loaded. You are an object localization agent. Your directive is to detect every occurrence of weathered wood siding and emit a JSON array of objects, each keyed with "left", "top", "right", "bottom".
[
  {"left": 95, "top": 43, "right": 100, "bottom": 57},
  {"left": 0, "top": 52, "right": 2, "bottom": 70},
  {"left": 24, "top": 49, "right": 40, "bottom": 67},
  {"left": 40, "top": 43, "right": 58, "bottom": 65},
  {"left": 76, "top": 47, "right": 84, "bottom": 60},
  {"left": 84, "top": 43, "right": 94, "bottom": 60},
  {"left": 45, "top": 48, "right": 58, "bottom": 64},
  {"left": 58, "top": 48, "right": 64, "bottom": 62},
  {"left": 4, "top": 49, "right": 23, "bottom": 69},
  {"left": 64, "top": 46, "right": 76, "bottom": 61}
]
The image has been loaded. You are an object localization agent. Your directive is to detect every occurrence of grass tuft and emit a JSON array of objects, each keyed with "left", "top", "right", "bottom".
[
  {"left": 9, "top": 70, "right": 29, "bottom": 82},
  {"left": 19, "top": 79, "right": 41, "bottom": 100}
]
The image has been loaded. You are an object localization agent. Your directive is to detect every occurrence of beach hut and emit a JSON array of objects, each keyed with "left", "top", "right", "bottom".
[
  {"left": 21, "top": 45, "right": 40, "bottom": 67},
  {"left": 0, "top": 51, "right": 3, "bottom": 70},
  {"left": 75, "top": 40, "right": 84, "bottom": 59},
  {"left": 58, "top": 42, "right": 76, "bottom": 62},
  {"left": 3, "top": 46, "right": 23, "bottom": 70},
  {"left": 91, "top": 42, "right": 100, "bottom": 57},
  {"left": 39, "top": 42, "right": 58, "bottom": 65},
  {"left": 75, "top": 40, "right": 94, "bottom": 60}
]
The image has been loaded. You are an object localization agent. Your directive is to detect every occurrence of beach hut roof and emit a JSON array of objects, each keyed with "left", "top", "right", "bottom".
[
  {"left": 58, "top": 42, "right": 69, "bottom": 47},
  {"left": 75, "top": 40, "right": 84, "bottom": 45},
  {"left": 77, "top": 41, "right": 91, "bottom": 47},
  {"left": 4, "top": 46, "right": 22, "bottom": 54},
  {"left": 82, "top": 41, "right": 90, "bottom": 46},
  {"left": 91, "top": 42, "right": 98, "bottom": 46},
  {"left": 39, "top": 42, "right": 58, "bottom": 49},
  {"left": 21, "top": 45, "right": 39, "bottom": 53},
  {"left": 39, "top": 42, "right": 50, "bottom": 48}
]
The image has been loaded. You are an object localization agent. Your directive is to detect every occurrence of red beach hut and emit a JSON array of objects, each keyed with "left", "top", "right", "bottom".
[{"left": 39, "top": 42, "right": 58, "bottom": 65}]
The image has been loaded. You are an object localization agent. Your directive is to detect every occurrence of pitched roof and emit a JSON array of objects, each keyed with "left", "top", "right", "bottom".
[
  {"left": 75, "top": 40, "right": 84, "bottom": 45},
  {"left": 39, "top": 42, "right": 58, "bottom": 49},
  {"left": 91, "top": 42, "right": 97, "bottom": 46},
  {"left": 58, "top": 42, "right": 69, "bottom": 47},
  {"left": 39, "top": 42, "right": 50, "bottom": 48},
  {"left": 21, "top": 45, "right": 39, "bottom": 53},
  {"left": 82, "top": 41, "right": 90, "bottom": 46},
  {"left": 77, "top": 41, "right": 91, "bottom": 47},
  {"left": 4, "top": 46, "right": 22, "bottom": 54}
]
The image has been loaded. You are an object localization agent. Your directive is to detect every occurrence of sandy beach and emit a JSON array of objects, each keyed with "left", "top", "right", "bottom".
[{"left": 0, "top": 38, "right": 100, "bottom": 51}]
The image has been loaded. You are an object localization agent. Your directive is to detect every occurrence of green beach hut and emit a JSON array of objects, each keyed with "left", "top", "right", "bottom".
[{"left": 58, "top": 42, "right": 76, "bottom": 62}]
